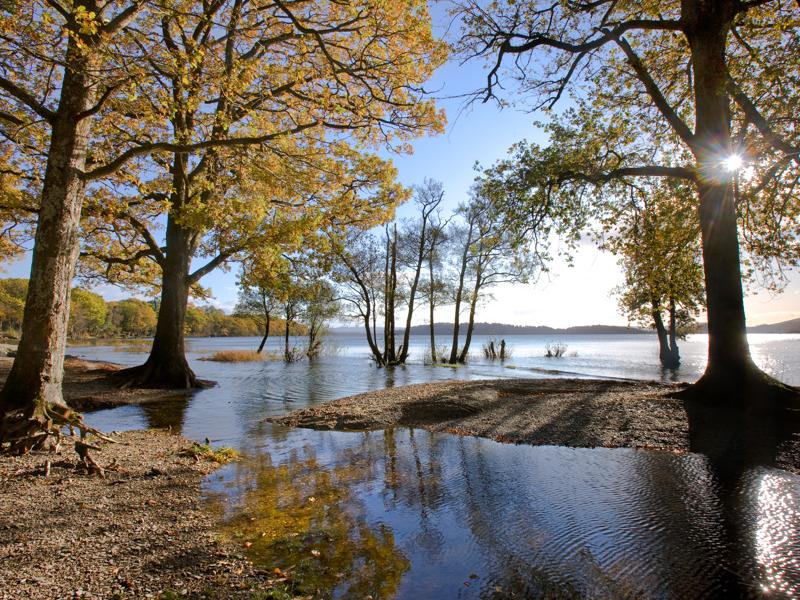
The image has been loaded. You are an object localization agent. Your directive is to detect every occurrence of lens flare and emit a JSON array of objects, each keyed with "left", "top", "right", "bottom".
[{"left": 723, "top": 154, "right": 744, "bottom": 172}]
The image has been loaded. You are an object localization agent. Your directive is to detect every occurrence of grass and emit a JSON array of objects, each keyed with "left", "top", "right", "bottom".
[
  {"left": 202, "top": 349, "right": 280, "bottom": 362},
  {"left": 180, "top": 442, "right": 240, "bottom": 464}
]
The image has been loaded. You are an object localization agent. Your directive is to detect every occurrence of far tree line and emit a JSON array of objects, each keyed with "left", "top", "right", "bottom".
[{"left": 0, "top": 278, "right": 305, "bottom": 341}]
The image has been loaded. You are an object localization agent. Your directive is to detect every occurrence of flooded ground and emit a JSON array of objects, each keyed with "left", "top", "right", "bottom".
[{"left": 78, "top": 334, "right": 800, "bottom": 598}]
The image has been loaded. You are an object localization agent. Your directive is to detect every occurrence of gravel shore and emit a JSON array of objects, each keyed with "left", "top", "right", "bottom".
[
  {"left": 0, "top": 430, "right": 278, "bottom": 600},
  {"left": 270, "top": 378, "right": 692, "bottom": 451}
]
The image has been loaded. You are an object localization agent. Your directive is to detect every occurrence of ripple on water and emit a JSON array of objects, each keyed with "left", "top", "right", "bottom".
[
  {"left": 75, "top": 337, "right": 800, "bottom": 598},
  {"left": 198, "top": 429, "right": 800, "bottom": 599}
]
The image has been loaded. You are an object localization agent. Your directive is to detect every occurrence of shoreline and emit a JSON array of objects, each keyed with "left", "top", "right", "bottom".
[
  {"left": 270, "top": 377, "right": 800, "bottom": 471},
  {"left": 270, "top": 378, "right": 691, "bottom": 450}
]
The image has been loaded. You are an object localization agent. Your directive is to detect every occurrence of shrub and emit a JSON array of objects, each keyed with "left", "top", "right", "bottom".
[
  {"left": 180, "top": 442, "right": 240, "bottom": 464},
  {"left": 203, "top": 349, "right": 276, "bottom": 362},
  {"left": 544, "top": 342, "right": 568, "bottom": 358},
  {"left": 482, "top": 338, "right": 511, "bottom": 360}
]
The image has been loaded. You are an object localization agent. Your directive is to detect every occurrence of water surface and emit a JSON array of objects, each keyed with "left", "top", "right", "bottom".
[{"left": 77, "top": 333, "right": 800, "bottom": 598}]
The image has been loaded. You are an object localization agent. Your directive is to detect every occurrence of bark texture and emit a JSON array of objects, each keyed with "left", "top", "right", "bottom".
[
  {"left": 0, "top": 38, "right": 96, "bottom": 443},
  {"left": 118, "top": 217, "right": 199, "bottom": 389}
]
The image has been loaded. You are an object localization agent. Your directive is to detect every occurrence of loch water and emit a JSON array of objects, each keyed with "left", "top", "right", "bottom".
[{"left": 76, "top": 333, "right": 800, "bottom": 598}]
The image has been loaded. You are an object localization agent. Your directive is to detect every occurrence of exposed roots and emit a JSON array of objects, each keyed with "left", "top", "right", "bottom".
[
  {"left": 0, "top": 402, "right": 116, "bottom": 474},
  {"left": 677, "top": 367, "right": 798, "bottom": 404},
  {"left": 114, "top": 360, "right": 212, "bottom": 390}
]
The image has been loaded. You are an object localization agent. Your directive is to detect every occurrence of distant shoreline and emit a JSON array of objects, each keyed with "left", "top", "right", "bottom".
[{"left": 329, "top": 316, "right": 800, "bottom": 336}]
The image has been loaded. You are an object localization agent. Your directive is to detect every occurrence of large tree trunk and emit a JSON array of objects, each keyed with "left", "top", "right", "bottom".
[
  {"left": 684, "top": 2, "right": 764, "bottom": 398},
  {"left": 117, "top": 215, "right": 199, "bottom": 389},
  {"left": 652, "top": 301, "right": 679, "bottom": 369},
  {"left": 0, "top": 38, "right": 96, "bottom": 448},
  {"left": 667, "top": 297, "right": 681, "bottom": 367},
  {"left": 652, "top": 305, "right": 672, "bottom": 364}
]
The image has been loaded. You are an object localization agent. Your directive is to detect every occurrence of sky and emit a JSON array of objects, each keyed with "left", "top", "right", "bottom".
[{"left": 1, "top": 4, "right": 798, "bottom": 328}]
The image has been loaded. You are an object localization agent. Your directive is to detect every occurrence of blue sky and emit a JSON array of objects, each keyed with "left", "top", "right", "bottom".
[{"left": 1, "top": 3, "right": 797, "bottom": 327}]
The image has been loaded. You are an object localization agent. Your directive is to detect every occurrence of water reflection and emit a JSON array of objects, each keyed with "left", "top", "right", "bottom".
[
  {"left": 684, "top": 402, "right": 800, "bottom": 597},
  {"left": 202, "top": 427, "right": 800, "bottom": 599},
  {"left": 139, "top": 395, "right": 190, "bottom": 430},
  {"left": 210, "top": 445, "right": 410, "bottom": 598},
  {"left": 77, "top": 337, "right": 800, "bottom": 598}
]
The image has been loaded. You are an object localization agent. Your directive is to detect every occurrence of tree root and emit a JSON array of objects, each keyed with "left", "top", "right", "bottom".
[
  {"left": 113, "top": 361, "right": 213, "bottom": 390},
  {"left": 0, "top": 402, "right": 116, "bottom": 474},
  {"left": 673, "top": 366, "right": 800, "bottom": 418}
]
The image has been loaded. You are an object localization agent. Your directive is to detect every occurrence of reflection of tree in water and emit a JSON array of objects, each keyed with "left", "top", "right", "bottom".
[
  {"left": 453, "top": 438, "right": 583, "bottom": 599},
  {"left": 407, "top": 429, "right": 446, "bottom": 556},
  {"left": 221, "top": 446, "right": 409, "bottom": 598},
  {"left": 685, "top": 402, "right": 800, "bottom": 596},
  {"left": 139, "top": 395, "right": 190, "bottom": 431}
]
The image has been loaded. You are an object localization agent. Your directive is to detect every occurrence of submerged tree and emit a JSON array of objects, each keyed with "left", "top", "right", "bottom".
[
  {"left": 334, "top": 183, "right": 448, "bottom": 366},
  {"left": 334, "top": 231, "right": 389, "bottom": 364},
  {"left": 603, "top": 181, "right": 705, "bottom": 369},
  {"left": 419, "top": 203, "right": 451, "bottom": 363},
  {"left": 396, "top": 179, "right": 445, "bottom": 363},
  {"left": 457, "top": 0, "right": 800, "bottom": 402},
  {"left": 235, "top": 266, "right": 282, "bottom": 354},
  {"left": 302, "top": 280, "right": 338, "bottom": 359},
  {"left": 447, "top": 191, "right": 538, "bottom": 364}
]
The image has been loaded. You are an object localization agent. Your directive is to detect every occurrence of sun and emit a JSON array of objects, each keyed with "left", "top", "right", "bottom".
[{"left": 722, "top": 153, "right": 744, "bottom": 172}]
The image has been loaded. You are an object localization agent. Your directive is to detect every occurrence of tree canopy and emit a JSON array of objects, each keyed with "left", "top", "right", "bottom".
[{"left": 455, "top": 0, "right": 800, "bottom": 399}]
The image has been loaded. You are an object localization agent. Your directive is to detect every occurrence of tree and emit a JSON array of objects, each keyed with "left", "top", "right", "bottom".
[
  {"left": 601, "top": 181, "right": 705, "bottom": 368},
  {"left": 456, "top": 0, "right": 800, "bottom": 402},
  {"left": 107, "top": 299, "right": 157, "bottom": 338},
  {"left": 302, "top": 280, "right": 338, "bottom": 359},
  {"left": 77, "top": 0, "right": 444, "bottom": 389},
  {"left": 446, "top": 191, "right": 538, "bottom": 364},
  {"left": 418, "top": 205, "right": 451, "bottom": 363},
  {"left": 235, "top": 278, "right": 280, "bottom": 355},
  {"left": 334, "top": 230, "right": 389, "bottom": 364},
  {"left": 0, "top": 278, "right": 27, "bottom": 334},
  {"left": 0, "top": 0, "right": 161, "bottom": 448},
  {"left": 396, "top": 179, "right": 445, "bottom": 363},
  {"left": 69, "top": 288, "right": 107, "bottom": 339},
  {"left": 334, "top": 193, "right": 448, "bottom": 368}
]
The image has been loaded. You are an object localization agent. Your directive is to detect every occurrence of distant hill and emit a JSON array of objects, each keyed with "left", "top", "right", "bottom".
[
  {"left": 747, "top": 317, "right": 800, "bottom": 334},
  {"left": 404, "top": 322, "right": 649, "bottom": 335},
  {"left": 692, "top": 317, "right": 800, "bottom": 334},
  {"left": 331, "top": 317, "right": 800, "bottom": 336},
  {"left": 330, "top": 322, "right": 647, "bottom": 335}
]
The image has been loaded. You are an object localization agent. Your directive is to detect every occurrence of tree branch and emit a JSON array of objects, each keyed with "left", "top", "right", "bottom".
[
  {"left": 605, "top": 30, "right": 696, "bottom": 147},
  {"left": 0, "top": 76, "right": 55, "bottom": 124},
  {"left": 82, "top": 121, "right": 319, "bottom": 180},
  {"left": 561, "top": 164, "right": 696, "bottom": 184},
  {"left": 125, "top": 214, "right": 165, "bottom": 266},
  {"left": 727, "top": 76, "right": 800, "bottom": 162},
  {"left": 187, "top": 248, "right": 240, "bottom": 284},
  {"left": 483, "top": 18, "right": 682, "bottom": 102}
]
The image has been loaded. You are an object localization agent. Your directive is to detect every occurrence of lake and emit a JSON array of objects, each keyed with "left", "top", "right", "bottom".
[{"left": 76, "top": 333, "right": 800, "bottom": 598}]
